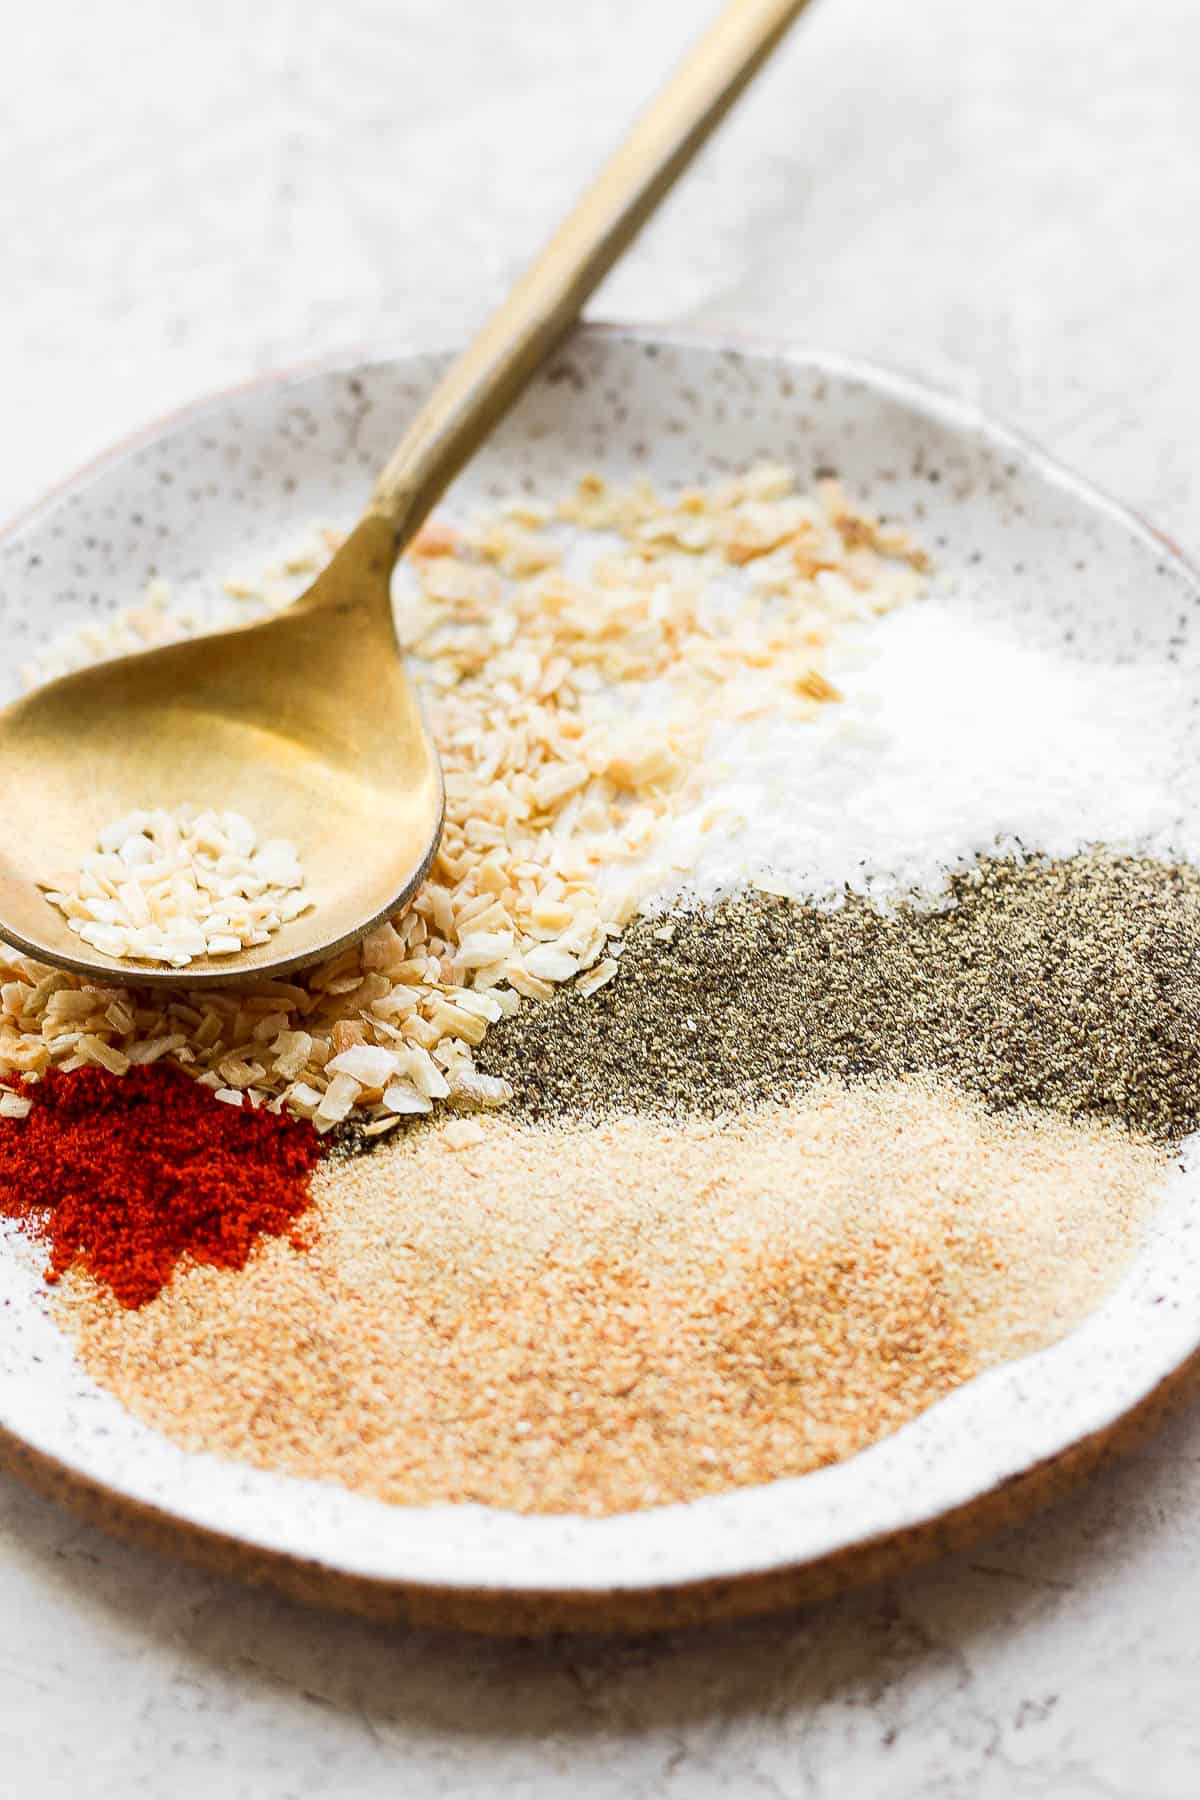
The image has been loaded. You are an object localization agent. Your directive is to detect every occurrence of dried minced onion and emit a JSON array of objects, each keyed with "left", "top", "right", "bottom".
[{"left": 39, "top": 807, "right": 311, "bottom": 968}]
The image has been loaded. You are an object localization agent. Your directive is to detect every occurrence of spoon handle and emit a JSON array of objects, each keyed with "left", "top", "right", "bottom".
[{"left": 368, "top": 0, "right": 812, "bottom": 536}]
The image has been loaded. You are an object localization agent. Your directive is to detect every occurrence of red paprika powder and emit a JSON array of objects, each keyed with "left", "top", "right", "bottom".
[{"left": 0, "top": 1065, "right": 323, "bottom": 1308}]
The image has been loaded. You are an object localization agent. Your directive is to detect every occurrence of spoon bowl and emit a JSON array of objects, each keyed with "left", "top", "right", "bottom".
[{"left": 0, "top": 515, "right": 443, "bottom": 984}]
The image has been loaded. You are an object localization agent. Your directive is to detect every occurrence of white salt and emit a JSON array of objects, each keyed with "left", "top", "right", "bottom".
[{"left": 641, "top": 599, "right": 1200, "bottom": 912}]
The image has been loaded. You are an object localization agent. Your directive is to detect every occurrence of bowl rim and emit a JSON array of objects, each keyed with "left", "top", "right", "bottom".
[{"left": 3, "top": 319, "right": 1194, "bottom": 581}]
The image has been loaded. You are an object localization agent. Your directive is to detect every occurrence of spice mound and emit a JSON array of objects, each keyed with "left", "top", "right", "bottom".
[
  {"left": 476, "top": 854, "right": 1200, "bottom": 1142},
  {"left": 38, "top": 806, "right": 311, "bottom": 968},
  {"left": 0, "top": 1065, "right": 322, "bottom": 1308},
  {"left": 61, "top": 1078, "right": 1163, "bottom": 1515}
]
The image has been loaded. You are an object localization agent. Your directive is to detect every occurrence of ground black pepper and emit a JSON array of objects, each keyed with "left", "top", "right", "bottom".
[{"left": 473, "top": 854, "right": 1200, "bottom": 1142}]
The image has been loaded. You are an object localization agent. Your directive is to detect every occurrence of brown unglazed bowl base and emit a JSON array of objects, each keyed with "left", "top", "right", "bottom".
[{"left": 3, "top": 1349, "right": 1197, "bottom": 1639}]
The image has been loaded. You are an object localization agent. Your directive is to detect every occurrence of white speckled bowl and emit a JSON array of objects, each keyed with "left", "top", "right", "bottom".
[{"left": 2, "top": 326, "right": 1199, "bottom": 1635}]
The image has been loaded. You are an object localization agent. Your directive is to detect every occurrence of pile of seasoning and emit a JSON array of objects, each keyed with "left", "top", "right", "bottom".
[
  {"left": 0, "top": 1064, "right": 322, "bottom": 1308},
  {"left": 475, "top": 852, "right": 1200, "bottom": 1141}
]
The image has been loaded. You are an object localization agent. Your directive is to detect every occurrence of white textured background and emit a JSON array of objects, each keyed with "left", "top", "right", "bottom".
[{"left": 4, "top": 0, "right": 1200, "bottom": 1793}]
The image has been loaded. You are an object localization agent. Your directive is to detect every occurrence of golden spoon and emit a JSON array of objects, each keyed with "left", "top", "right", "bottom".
[{"left": 0, "top": 0, "right": 809, "bottom": 987}]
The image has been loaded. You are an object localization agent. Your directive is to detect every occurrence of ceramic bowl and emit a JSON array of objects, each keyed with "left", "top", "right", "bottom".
[{"left": 1, "top": 326, "right": 1198, "bottom": 1634}]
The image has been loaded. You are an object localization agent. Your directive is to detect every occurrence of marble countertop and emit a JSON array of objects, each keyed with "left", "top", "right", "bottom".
[{"left": 3, "top": 0, "right": 1200, "bottom": 1792}]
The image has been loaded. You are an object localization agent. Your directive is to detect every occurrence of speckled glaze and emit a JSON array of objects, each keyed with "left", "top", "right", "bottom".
[{"left": 2, "top": 326, "right": 1200, "bottom": 1635}]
